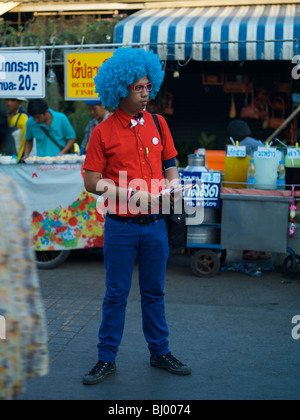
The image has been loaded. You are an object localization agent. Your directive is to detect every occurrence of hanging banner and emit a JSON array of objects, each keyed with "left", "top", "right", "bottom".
[
  {"left": 0, "top": 50, "right": 45, "bottom": 98},
  {"left": 0, "top": 164, "right": 105, "bottom": 251},
  {"left": 64, "top": 50, "right": 114, "bottom": 101}
]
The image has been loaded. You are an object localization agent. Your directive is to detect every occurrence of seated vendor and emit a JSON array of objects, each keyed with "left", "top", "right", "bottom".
[
  {"left": 23, "top": 99, "right": 76, "bottom": 158},
  {"left": 227, "top": 120, "right": 264, "bottom": 150}
]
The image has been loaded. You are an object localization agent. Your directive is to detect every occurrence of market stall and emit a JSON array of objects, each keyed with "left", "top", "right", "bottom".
[
  {"left": 0, "top": 157, "right": 105, "bottom": 268},
  {"left": 178, "top": 144, "right": 300, "bottom": 278}
]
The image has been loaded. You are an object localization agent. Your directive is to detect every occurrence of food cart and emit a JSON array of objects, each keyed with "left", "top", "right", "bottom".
[
  {"left": 179, "top": 146, "right": 300, "bottom": 278},
  {"left": 0, "top": 155, "right": 105, "bottom": 268}
]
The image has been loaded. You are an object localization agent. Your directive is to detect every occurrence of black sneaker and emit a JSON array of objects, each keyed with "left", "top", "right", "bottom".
[
  {"left": 150, "top": 352, "right": 191, "bottom": 376},
  {"left": 82, "top": 360, "right": 116, "bottom": 385}
]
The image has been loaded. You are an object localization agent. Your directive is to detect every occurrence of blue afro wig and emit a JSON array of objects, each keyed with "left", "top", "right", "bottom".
[{"left": 94, "top": 47, "right": 165, "bottom": 109}]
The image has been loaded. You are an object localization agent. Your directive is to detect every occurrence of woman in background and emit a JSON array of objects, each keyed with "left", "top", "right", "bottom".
[{"left": 0, "top": 104, "right": 49, "bottom": 400}]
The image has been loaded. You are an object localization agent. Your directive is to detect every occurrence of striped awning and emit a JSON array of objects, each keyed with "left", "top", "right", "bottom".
[{"left": 114, "top": 4, "right": 300, "bottom": 61}]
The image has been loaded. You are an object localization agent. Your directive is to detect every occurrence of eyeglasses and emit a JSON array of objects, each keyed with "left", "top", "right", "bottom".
[{"left": 128, "top": 83, "right": 153, "bottom": 93}]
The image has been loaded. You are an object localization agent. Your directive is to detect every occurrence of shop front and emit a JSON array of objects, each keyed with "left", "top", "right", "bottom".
[
  {"left": 115, "top": 3, "right": 300, "bottom": 157},
  {"left": 115, "top": 4, "right": 300, "bottom": 276}
]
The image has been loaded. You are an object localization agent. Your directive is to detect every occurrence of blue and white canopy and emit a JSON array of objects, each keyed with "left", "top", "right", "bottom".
[{"left": 114, "top": 4, "right": 300, "bottom": 61}]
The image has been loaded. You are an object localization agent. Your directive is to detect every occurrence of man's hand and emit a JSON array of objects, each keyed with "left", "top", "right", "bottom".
[
  {"left": 129, "top": 190, "right": 160, "bottom": 215},
  {"left": 170, "top": 189, "right": 183, "bottom": 205},
  {"left": 58, "top": 138, "right": 76, "bottom": 155}
]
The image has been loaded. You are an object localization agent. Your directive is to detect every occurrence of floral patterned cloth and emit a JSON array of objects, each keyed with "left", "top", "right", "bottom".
[{"left": 0, "top": 173, "right": 49, "bottom": 400}]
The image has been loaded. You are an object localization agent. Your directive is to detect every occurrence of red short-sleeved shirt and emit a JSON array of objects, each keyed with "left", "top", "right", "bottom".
[{"left": 84, "top": 107, "right": 178, "bottom": 216}]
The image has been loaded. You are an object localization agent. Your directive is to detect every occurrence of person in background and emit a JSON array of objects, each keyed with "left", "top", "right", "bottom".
[
  {"left": 5, "top": 98, "right": 29, "bottom": 162},
  {"left": 0, "top": 104, "right": 49, "bottom": 400},
  {"left": 23, "top": 99, "right": 76, "bottom": 159},
  {"left": 227, "top": 119, "right": 264, "bottom": 148},
  {"left": 80, "top": 100, "right": 110, "bottom": 155}
]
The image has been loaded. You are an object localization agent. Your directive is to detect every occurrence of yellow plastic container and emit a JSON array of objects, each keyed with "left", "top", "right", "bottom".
[{"left": 224, "top": 156, "right": 252, "bottom": 188}]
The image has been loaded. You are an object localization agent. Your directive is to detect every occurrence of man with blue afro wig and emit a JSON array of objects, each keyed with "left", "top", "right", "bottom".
[
  {"left": 94, "top": 47, "right": 165, "bottom": 109},
  {"left": 83, "top": 47, "right": 192, "bottom": 386}
]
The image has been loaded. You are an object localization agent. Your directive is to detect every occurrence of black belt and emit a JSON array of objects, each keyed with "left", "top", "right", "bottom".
[{"left": 106, "top": 212, "right": 164, "bottom": 226}]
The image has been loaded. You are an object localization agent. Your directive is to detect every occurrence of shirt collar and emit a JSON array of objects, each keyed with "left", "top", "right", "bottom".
[{"left": 115, "top": 106, "right": 141, "bottom": 128}]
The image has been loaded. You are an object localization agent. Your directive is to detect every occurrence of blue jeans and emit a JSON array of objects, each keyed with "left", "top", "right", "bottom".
[{"left": 98, "top": 216, "right": 170, "bottom": 362}]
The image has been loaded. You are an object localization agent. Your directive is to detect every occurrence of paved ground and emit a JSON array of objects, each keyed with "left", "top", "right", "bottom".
[{"left": 18, "top": 249, "right": 300, "bottom": 401}]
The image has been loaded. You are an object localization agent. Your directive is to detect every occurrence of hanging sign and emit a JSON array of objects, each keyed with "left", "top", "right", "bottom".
[
  {"left": 257, "top": 146, "right": 277, "bottom": 159},
  {"left": 287, "top": 147, "right": 300, "bottom": 160},
  {"left": 227, "top": 145, "right": 246, "bottom": 158},
  {"left": 64, "top": 50, "right": 114, "bottom": 101},
  {"left": 0, "top": 50, "right": 45, "bottom": 98}
]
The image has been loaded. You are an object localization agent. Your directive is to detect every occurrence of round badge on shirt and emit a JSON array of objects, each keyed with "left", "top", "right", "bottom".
[{"left": 152, "top": 137, "right": 159, "bottom": 145}]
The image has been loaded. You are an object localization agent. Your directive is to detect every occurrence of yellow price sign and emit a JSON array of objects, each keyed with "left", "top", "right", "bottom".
[{"left": 64, "top": 50, "right": 114, "bottom": 100}]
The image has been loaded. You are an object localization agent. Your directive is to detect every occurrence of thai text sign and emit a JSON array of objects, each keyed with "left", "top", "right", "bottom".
[
  {"left": 257, "top": 147, "right": 277, "bottom": 159},
  {"left": 287, "top": 148, "right": 300, "bottom": 160},
  {"left": 179, "top": 171, "right": 221, "bottom": 209},
  {"left": 227, "top": 145, "right": 246, "bottom": 158},
  {"left": 0, "top": 51, "right": 45, "bottom": 98},
  {"left": 64, "top": 50, "right": 114, "bottom": 100}
]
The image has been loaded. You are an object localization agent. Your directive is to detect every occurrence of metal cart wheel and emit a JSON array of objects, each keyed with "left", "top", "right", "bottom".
[
  {"left": 191, "top": 249, "right": 221, "bottom": 278},
  {"left": 35, "top": 250, "right": 71, "bottom": 269},
  {"left": 283, "top": 254, "right": 300, "bottom": 274}
]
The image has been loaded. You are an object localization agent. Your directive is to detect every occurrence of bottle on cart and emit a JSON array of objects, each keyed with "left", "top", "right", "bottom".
[
  {"left": 247, "top": 159, "right": 256, "bottom": 189},
  {"left": 277, "top": 161, "right": 286, "bottom": 190}
]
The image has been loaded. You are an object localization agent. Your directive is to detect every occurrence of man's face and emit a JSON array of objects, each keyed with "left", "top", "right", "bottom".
[
  {"left": 88, "top": 104, "right": 106, "bottom": 122},
  {"left": 33, "top": 113, "right": 47, "bottom": 124},
  {"left": 121, "top": 76, "right": 150, "bottom": 115},
  {"left": 5, "top": 99, "right": 21, "bottom": 114}
]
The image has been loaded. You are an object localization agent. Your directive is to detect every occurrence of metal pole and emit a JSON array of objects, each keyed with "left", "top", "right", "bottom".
[
  {"left": 265, "top": 104, "right": 300, "bottom": 144},
  {"left": 0, "top": 39, "right": 298, "bottom": 52}
]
